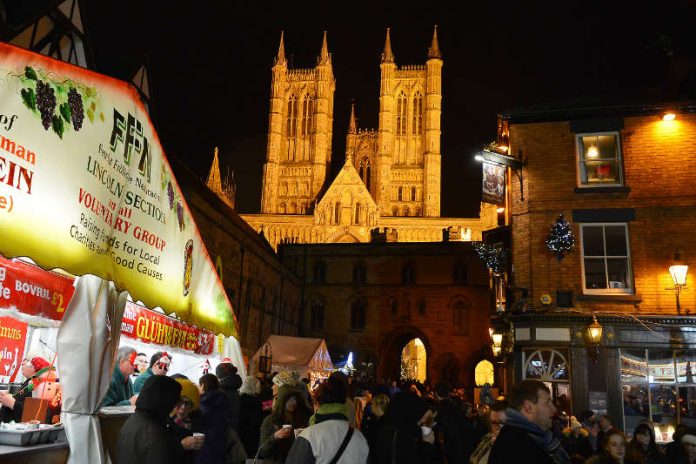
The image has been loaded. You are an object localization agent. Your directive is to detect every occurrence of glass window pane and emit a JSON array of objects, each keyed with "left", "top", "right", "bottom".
[
  {"left": 648, "top": 350, "right": 675, "bottom": 383},
  {"left": 584, "top": 160, "right": 619, "bottom": 183},
  {"left": 597, "top": 135, "right": 618, "bottom": 159},
  {"left": 650, "top": 384, "right": 677, "bottom": 421},
  {"left": 583, "top": 226, "right": 605, "bottom": 256},
  {"left": 607, "top": 258, "right": 630, "bottom": 289},
  {"left": 621, "top": 349, "right": 648, "bottom": 383},
  {"left": 579, "top": 135, "right": 598, "bottom": 160},
  {"left": 678, "top": 387, "right": 696, "bottom": 427},
  {"left": 676, "top": 352, "right": 696, "bottom": 384},
  {"left": 584, "top": 258, "right": 607, "bottom": 289},
  {"left": 605, "top": 226, "right": 628, "bottom": 256}
]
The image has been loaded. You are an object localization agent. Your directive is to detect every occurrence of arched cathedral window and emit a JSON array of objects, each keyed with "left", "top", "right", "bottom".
[
  {"left": 286, "top": 94, "right": 298, "bottom": 137},
  {"left": 396, "top": 92, "right": 407, "bottom": 136},
  {"left": 412, "top": 92, "right": 423, "bottom": 134},
  {"left": 301, "top": 95, "right": 313, "bottom": 137}
]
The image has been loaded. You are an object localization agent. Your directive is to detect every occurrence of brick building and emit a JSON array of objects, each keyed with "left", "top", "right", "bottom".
[
  {"left": 170, "top": 157, "right": 302, "bottom": 357},
  {"left": 486, "top": 101, "right": 696, "bottom": 434},
  {"left": 278, "top": 240, "right": 492, "bottom": 385}
]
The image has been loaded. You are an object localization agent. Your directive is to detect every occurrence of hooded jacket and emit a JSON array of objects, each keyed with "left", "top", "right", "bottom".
[
  {"left": 218, "top": 371, "right": 242, "bottom": 431},
  {"left": 374, "top": 392, "right": 436, "bottom": 464},
  {"left": 117, "top": 375, "right": 183, "bottom": 464},
  {"left": 196, "top": 388, "right": 230, "bottom": 464}
]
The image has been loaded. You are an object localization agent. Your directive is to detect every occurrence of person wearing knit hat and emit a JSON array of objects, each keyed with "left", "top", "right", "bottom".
[
  {"left": 678, "top": 428, "right": 696, "bottom": 464},
  {"left": 561, "top": 415, "right": 592, "bottom": 463},
  {"left": 0, "top": 356, "right": 53, "bottom": 423}
]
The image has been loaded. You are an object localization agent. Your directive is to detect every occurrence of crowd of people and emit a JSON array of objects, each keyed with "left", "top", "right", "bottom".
[{"left": 108, "top": 346, "right": 696, "bottom": 464}]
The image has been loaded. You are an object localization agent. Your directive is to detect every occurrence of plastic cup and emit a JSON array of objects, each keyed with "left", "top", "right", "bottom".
[
  {"left": 193, "top": 433, "right": 204, "bottom": 438},
  {"left": 282, "top": 424, "right": 292, "bottom": 429}
]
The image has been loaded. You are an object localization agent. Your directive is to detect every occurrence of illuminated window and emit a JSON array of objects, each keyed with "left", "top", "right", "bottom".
[
  {"left": 581, "top": 223, "right": 632, "bottom": 294},
  {"left": 576, "top": 132, "right": 623, "bottom": 187},
  {"left": 412, "top": 92, "right": 423, "bottom": 134},
  {"left": 396, "top": 92, "right": 407, "bottom": 136},
  {"left": 286, "top": 94, "right": 298, "bottom": 137}
]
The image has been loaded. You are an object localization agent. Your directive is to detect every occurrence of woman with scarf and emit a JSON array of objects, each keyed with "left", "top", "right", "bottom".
[
  {"left": 0, "top": 356, "right": 52, "bottom": 423},
  {"left": 257, "top": 384, "right": 312, "bottom": 462}
]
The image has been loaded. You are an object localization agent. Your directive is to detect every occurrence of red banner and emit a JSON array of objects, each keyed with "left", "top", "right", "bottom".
[
  {"left": 0, "top": 256, "right": 75, "bottom": 321},
  {"left": 0, "top": 316, "right": 29, "bottom": 383},
  {"left": 120, "top": 301, "right": 215, "bottom": 355}
]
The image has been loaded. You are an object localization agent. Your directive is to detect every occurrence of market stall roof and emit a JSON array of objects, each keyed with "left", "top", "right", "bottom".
[
  {"left": 0, "top": 42, "right": 237, "bottom": 337},
  {"left": 251, "top": 335, "right": 334, "bottom": 376}
]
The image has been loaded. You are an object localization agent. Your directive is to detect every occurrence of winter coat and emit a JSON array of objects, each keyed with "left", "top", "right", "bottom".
[
  {"left": 219, "top": 372, "right": 242, "bottom": 431},
  {"left": 625, "top": 440, "right": 669, "bottom": 464},
  {"left": 116, "top": 375, "right": 183, "bottom": 464},
  {"left": 489, "top": 424, "right": 556, "bottom": 464},
  {"left": 239, "top": 393, "right": 263, "bottom": 457},
  {"left": 132, "top": 367, "right": 154, "bottom": 394},
  {"left": 196, "top": 388, "right": 230, "bottom": 464},
  {"left": 436, "top": 398, "right": 476, "bottom": 464},
  {"left": 258, "top": 386, "right": 312, "bottom": 462},
  {"left": 103, "top": 367, "right": 134, "bottom": 407},
  {"left": 285, "top": 406, "right": 369, "bottom": 464},
  {"left": 373, "top": 392, "right": 438, "bottom": 464},
  {"left": 361, "top": 412, "right": 386, "bottom": 462}
]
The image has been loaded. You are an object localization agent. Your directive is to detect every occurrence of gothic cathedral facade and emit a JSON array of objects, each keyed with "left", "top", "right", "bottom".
[{"left": 208, "top": 27, "right": 497, "bottom": 249}]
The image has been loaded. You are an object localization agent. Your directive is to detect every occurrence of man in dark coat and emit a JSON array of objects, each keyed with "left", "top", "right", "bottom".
[
  {"left": 489, "top": 380, "right": 570, "bottom": 464},
  {"left": 116, "top": 375, "right": 183, "bottom": 464},
  {"left": 433, "top": 381, "right": 476, "bottom": 463},
  {"left": 215, "top": 361, "right": 242, "bottom": 431}
]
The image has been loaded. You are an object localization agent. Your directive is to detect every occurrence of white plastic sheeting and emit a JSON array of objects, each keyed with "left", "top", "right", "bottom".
[
  {"left": 250, "top": 335, "right": 333, "bottom": 379},
  {"left": 57, "top": 275, "right": 126, "bottom": 464}
]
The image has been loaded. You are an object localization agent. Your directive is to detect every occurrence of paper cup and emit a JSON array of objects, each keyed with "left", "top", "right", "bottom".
[
  {"left": 193, "top": 432, "right": 204, "bottom": 438},
  {"left": 282, "top": 424, "right": 292, "bottom": 429}
]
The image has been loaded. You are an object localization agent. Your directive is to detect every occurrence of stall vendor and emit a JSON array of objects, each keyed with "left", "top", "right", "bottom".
[
  {"left": 133, "top": 351, "right": 171, "bottom": 394},
  {"left": 0, "top": 356, "right": 51, "bottom": 423},
  {"left": 103, "top": 346, "right": 138, "bottom": 407}
]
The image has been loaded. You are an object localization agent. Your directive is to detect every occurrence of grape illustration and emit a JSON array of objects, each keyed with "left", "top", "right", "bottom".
[
  {"left": 68, "top": 88, "right": 84, "bottom": 130},
  {"left": 176, "top": 202, "right": 184, "bottom": 230},
  {"left": 36, "top": 80, "right": 56, "bottom": 130},
  {"left": 167, "top": 182, "right": 175, "bottom": 209}
]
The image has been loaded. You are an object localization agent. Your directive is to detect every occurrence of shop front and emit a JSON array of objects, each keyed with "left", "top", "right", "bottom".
[{"left": 497, "top": 312, "right": 696, "bottom": 443}]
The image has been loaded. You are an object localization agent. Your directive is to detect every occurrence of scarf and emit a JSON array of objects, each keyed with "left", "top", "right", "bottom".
[
  {"left": 504, "top": 408, "right": 570, "bottom": 464},
  {"left": 309, "top": 402, "right": 348, "bottom": 425}
]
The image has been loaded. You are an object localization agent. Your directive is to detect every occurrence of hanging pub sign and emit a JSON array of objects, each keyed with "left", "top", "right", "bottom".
[
  {"left": 0, "top": 43, "right": 236, "bottom": 336},
  {"left": 0, "top": 255, "right": 75, "bottom": 322},
  {"left": 0, "top": 315, "right": 28, "bottom": 383},
  {"left": 481, "top": 161, "right": 506, "bottom": 205},
  {"left": 120, "top": 301, "right": 215, "bottom": 355}
]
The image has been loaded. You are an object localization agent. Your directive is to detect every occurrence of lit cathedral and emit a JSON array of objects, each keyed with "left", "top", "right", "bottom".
[{"left": 207, "top": 27, "right": 497, "bottom": 249}]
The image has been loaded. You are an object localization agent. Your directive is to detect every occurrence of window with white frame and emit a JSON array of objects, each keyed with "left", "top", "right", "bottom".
[
  {"left": 576, "top": 132, "right": 623, "bottom": 186},
  {"left": 581, "top": 223, "right": 632, "bottom": 293}
]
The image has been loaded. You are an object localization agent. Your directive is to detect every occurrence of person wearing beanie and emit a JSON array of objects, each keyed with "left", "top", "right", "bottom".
[
  {"left": 215, "top": 361, "right": 242, "bottom": 432},
  {"left": 167, "top": 378, "right": 204, "bottom": 464},
  {"left": 560, "top": 416, "right": 593, "bottom": 464},
  {"left": 675, "top": 428, "right": 696, "bottom": 464},
  {"left": 0, "top": 356, "right": 53, "bottom": 423},
  {"left": 117, "top": 375, "right": 184, "bottom": 463}
]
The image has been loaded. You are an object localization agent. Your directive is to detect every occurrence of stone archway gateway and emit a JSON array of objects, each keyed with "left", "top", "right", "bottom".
[{"left": 380, "top": 326, "right": 431, "bottom": 382}]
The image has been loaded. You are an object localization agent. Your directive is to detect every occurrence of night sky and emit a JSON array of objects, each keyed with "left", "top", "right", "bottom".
[{"left": 83, "top": 1, "right": 695, "bottom": 217}]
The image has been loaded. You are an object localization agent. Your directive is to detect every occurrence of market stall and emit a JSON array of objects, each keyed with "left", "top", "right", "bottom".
[
  {"left": 250, "top": 335, "right": 334, "bottom": 385},
  {"left": 0, "top": 43, "right": 240, "bottom": 463}
]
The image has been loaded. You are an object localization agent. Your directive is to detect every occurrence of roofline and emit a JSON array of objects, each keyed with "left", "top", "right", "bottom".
[{"left": 499, "top": 100, "right": 696, "bottom": 124}]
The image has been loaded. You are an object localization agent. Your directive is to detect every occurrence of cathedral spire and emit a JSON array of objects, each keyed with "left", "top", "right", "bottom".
[
  {"left": 318, "top": 30, "right": 330, "bottom": 64},
  {"left": 348, "top": 101, "right": 357, "bottom": 134},
  {"left": 275, "top": 31, "right": 286, "bottom": 65},
  {"left": 381, "top": 27, "right": 394, "bottom": 63},
  {"left": 206, "top": 147, "right": 235, "bottom": 210},
  {"left": 428, "top": 25, "right": 441, "bottom": 59},
  {"left": 206, "top": 147, "right": 223, "bottom": 192}
]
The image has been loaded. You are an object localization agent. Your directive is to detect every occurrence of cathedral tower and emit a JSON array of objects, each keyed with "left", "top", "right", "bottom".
[
  {"left": 261, "top": 31, "right": 336, "bottom": 214},
  {"left": 373, "top": 26, "right": 442, "bottom": 217}
]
